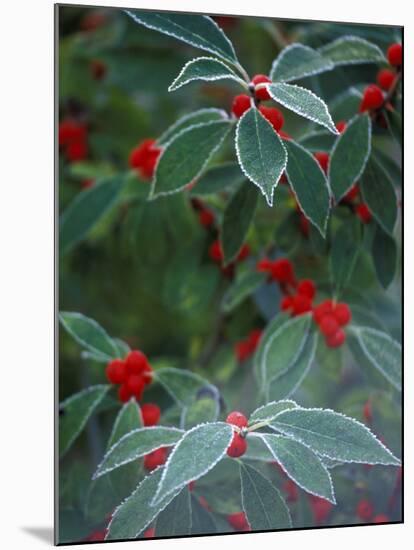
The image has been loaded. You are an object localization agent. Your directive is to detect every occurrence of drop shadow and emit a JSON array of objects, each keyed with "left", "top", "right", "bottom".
[{"left": 21, "top": 526, "right": 54, "bottom": 545}]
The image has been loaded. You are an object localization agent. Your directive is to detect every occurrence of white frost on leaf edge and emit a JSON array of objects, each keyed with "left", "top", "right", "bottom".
[
  {"left": 249, "top": 399, "right": 299, "bottom": 424},
  {"left": 59, "top": 311, "right": 117, "bottom": 359},
  {"left": 318, "top": 35, "right": 387, "bottom": 66},
  {"left": 168, "top": 56, "right": 245, "bottom": 92},
  {"left": 270, "top": 43, "right": 334, "bottom": 83}
]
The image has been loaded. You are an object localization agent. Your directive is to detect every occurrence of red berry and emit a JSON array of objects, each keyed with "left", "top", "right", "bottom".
[
  {"left": 309, "top": 495, "right": 333, "bottom": 524},
  {"left": 356, "top": 499, "right": 374, "bottom": 521},
  {"left": 363, "top": 400, "right": 373, "bottom": 424},
  {"left": 125, "top": 350, "right": 149, "bottom": 376},
  {"left": 129, "top": 139, "right": 161, "bottom": 180},
  {"left": 256, "top": 257, "right": 273, "bottom": 273},
  {"left": 270, "top": 258, "right": 295, "bottom": 285},
  {"left": 144, "top": 447, "right": 168, "bottom": 471},
  {"left": 356, "top": 203, "right": 372, "bottom": 223},
  {"left": 231, "top": 94, "right": 251, "bottom": 118},
  {"left": 283, "top": 479, "right": 299, "bottom": 502},
  {"left": 208, "top": 240, "right": 223, "bottom": 263},
  {"left": 313, "top": 299, "right": 334, "bottom": 324},
  {"left": 227, "top": 432, "right": 247, "bottom": 458},
  {"left": 297, "top": 279, "right": 316, "bottom": 300},
  {"left": 248, "top": 329, "right": 262, "bottom": 350},
  {"left": 226, "top": 411, "right": 248, "bottom": 428},
  {"left": 291, "top": 293, "right": 313, "bottom": 316},
  {"left": 59, "top": 119, "right": 87, "bottom": 146},
  {"left": 335, "top": 120, "right": 347, "bottom": 133},
  {"left": 313, "top": 151, "right": 330, "bottom": 174},
  {"left": 359, "top": 85, "right": 384, "bottom": 113},
  {"left": 259, "top": 106, "right": 284, "bottom": 132},
  {"left": 106, "top": 358, "right": 126, "bottom": 385},
  {"left": 325, "top": 328, "right": 346, "bottom": 348},
  {"left": 227, "top": 512, "right": 250, "bottom": 531},
  {"left": 377, "top": 68, "right": 396, "bottom": 91},
  {"left": 141, "top": 403, "right": 161, "bottom": 426},
  {"left": 252, "top": 74, "right": 271, "bottom": 100},
  {"left": 66, "top": 140, "right": 88, "bottom": 162},
  {"left": 342, "top": 184, "right": 359, "bottom": 203},
  {"left": 144, "top": 527, "right": 155, "bottom": 538},
  {"left": 319, "top": 314, "right": 340, "bottom": 337},
  {"left": 280, "top": 295, "right": 294, "bottom": 311},
  {"left": 198, "top": 209, "right": 214, "bottom": 227},
  {"left": 118, "top": 382, "right": 133, "bottom": 403},
  {"left": 234, "top": 341, "right": 251, "bottom": 362},
  {"left": 333, "top": 302, "right": 351, "bottom": 326},
  {"left": 126, "top": 374, "right": 145, "bottom": 400},
  {"left": 237, "top": 243, "right": 250, "bottom": 262},
  {"left": 387, "top": 43, "right": 402, "bottom": 67},
  {"left": 373, "top": 514, "right": 389, "bottom": 524}
]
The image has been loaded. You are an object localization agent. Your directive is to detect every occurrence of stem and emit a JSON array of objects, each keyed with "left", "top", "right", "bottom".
[{"left": 247, "top": 419, "right": 272, "bottom": 432}]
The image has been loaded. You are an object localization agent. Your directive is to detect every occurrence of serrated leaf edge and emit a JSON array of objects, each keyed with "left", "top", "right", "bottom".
[
  {"left": 249, "top": 399, "right": 299, "bottom": 423},
  {"left": 168, "top": 56, "right": 245, "bottom": 92},
  {"left": 318, "top": 35, "right": 387, "bottom": 66}
]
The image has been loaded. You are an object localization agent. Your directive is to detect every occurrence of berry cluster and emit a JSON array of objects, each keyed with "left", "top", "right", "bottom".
[
  {"left": 106, "top": 350, "right": 153, "bottom": 402},
  {"left": 208, "top": 238, "right": 250, "bottom": 278},
  {"left": 234, "top": 329, "right": 262, "bottom": 362},
  {"left": 226, "top": 411, "right": 248, "bottom": 458},
  {"left": 58, "top": 118, "right": 88, "bottom": 163},
  {"left": 313, "top": 300, "right": 351, "bottom": 348},
  {"left": 356, "top": 499, "right": 389, "bottom": 524},
  {"left": 129, "top": 139, "right": 161, "bottom": 180}
]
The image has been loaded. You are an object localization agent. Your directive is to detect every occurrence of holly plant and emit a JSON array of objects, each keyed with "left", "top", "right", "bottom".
[{"left": 58, "top": 8, "right": 402, "bottom": 544}]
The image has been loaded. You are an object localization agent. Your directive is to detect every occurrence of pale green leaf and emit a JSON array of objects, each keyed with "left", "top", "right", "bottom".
[
  {"left": 284, "top": 140, "right": 330, "bottom": 236},
  {"left": 155, "top": 487, "right": 192, "bottom": 536},
  {"left": 271, "top": 43, "right": 333, "bottom": 82},
  {"left": 94, "top": 427, "right": 184, "bottom": 479},
  {"left": 249, "top": 400, "right": 298, "bottom": 424},
  {"left": 59, "top": 385, "right": 110, "bottom": 457},
  {"left": 372, "top": 224, "right": 397, "bottom": 289},
  {"left": 182, "top": 397, "right": 220, "bottom": 429},
  {"left": 329, "top": 114, "right": 371, "bottom": 202},
  {"left": 157, "top": 108, "right": 227, "bottom": 147},
  {"left": 253, "top": 313, "right": 289, "bottom": 387},
  {"left": 267, "top": 83, "right": 338, "bottom": 135},
  {"left": 112, "top": 338, "right": 131, "bottom": 359},
  {"left": 271, "top": 407, "right": 400, "bottom": 464},
  {"left": 107, "top": 399, "right": 142, "bottom": 449},
  {"left": 235, "top": 107, "right": 287, "bottom": 207},
  {"left": 151, "top": 120, "right": 232, "bottom": 199},
  {"left": 240, "top": 463, "right": 292, "bottom": 530},
  {"left": 319, "top": 36, "right": 386, "bottom": 66},
  {"left": 222, "top": 271, "right": 266, "bottom": 313},
  {"left": 329, "top": 217, "right": 361, "bottom": 295},
  {"left": 220, "top": 181, "right": 259, "bottom": 265},
  {"left": 155, "top": 368, "right": 217, "bottom": 407},
  {"left": 152, "top": 422, "right": 233, "bottom": 504},
  {"left": 261, "top": 434, "right": 335, "bottom": 502},
  {"left": 169, "top": 56, "right": 244, "bottom": 91}
]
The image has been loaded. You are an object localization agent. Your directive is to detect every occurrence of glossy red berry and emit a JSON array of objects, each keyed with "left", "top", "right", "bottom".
[
  {"left": 356, "top": 499, "right": 374, "bottom": 521},
  {"left": 297, "top": 279, "right": 316, "bottom": 300},
  {"left": 313, "top": 151, "right": 330, "bottom": 174},
  {"left": 141, "top": 403, "right": 161, "bottom": 426},
  {"left": 129, "top": 139, "right": 161, "bottom": 180},
  {"left": 319, "top": 314, "right": 340, "bottom": 337},
  {"left": 356, "top": 203, "right": 372, "bottom": 223},
  {"left": 326, "top": 328, "right": 346, "bottom": 348},
  {"left": 106, "top": 358, "right": 126, "bottom": 384},
  {"left": 387, "top": 43, "right": 402, "bottom": 67},
  {"left": 291, "top": 293, "right": 313, "bottom": 316},
  {"left": 313, "top": 299, "right": 334, "bottom": 324},
  {"left": 118, "top": 382, "right": 133, "bottom": 403},
  {"left": 226, "top": 411, "right": 248, "bottom": 428},
  {"left": 333, "top": 302, "right": 351, "bottom": 326},
  {"left": 252, "top": 74, "right": 271, "bottom": 100},
  {"left": 126, "top": 374, "right": 145, "bottom": 400},
  {"left": 373, "top": 514, "right": 389, "bottom": 524},
  {"left": 144, "top": 447, "right": 168, "bottom": 471},
  {"left": 377, "top": 68, "right": 396, "bottom": 91},
  {"left": 342, "top": 184, "right": 359, "bottom": 203},
  {"left": 359, "top": 85, "right": 384, "bottom": 112},
  {"left": 125, "top": 350, "right": 149, "bottom": 376},
  {"left": 256, "top": 257, "right": 273, "bottom": 273},
  {"left": 66, "top": 140, "right": 88, "bottom": 162},
  {"left": 208, "top": 240, "right": 223, "bottom": 263},
  {"left": 232, "top": 94, "right": 251, "bottom": 118},
  {"left": 227, "top": 432, "right": 247, "bottom": 458},
  {"left": 259, "top": 106, "right": 284, "bottom": 132},
  {"left": 335, "top": 120, "right": 347, "bottom": 133},
  {"left": 227, "top": 511, "right": 250, "bottom": 531},
  {"left": 270, "top": 258, "right": 295, "bottom": 284},
  {"left": 58, "top": 119, "right": 87, "bottom": 146},
  {"left": 280, "top": 295, "right": 294, "bottom": 311}
]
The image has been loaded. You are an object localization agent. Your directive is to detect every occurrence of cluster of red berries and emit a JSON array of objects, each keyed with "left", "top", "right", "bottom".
[
  {"left": 208, "top": 239, "right": 250, "bottom": 278},
  {"left": 129, "top": 139, "right": 162, "bottom": 180},
  {"left": 225, "top": 411, "right": 249, "bottom": 458},
  {"left": 59, "top": 118, "right": 89, "bottom": 163},
  {"left": 234, "top": 329, "right": 262, "bottom": 362},
  {"left": 356, "top": 499, "right": 389, "bottom": 524},
  {"left": 359, "top": 43, "right": 402, "bottom": 113},
  {"left": 106, "top": 350, "right": 153, "bottom": 402},
  {"left": 313, "top": 299, "right": 351, "bottom": 348}
]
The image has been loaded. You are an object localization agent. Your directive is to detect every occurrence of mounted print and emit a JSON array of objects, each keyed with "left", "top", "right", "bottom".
[{"left": 56, "top": 4, "right": 403, "bottom": 545}]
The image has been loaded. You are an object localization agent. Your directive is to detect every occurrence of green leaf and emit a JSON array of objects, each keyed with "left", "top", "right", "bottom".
[
  {"left": 270, "top": 43, "right": 333, "bottom": 82},
  {"left": 261, "top": 434, "right": 335, "bottom": 502},
  {"left": 284, "top": 140, "right": 330, "bottom": 237},
  {"left": 155, "top": 368, "right": 217, "bottom": 407},
  {"left": 222, "top": 271, "right": 266, "bottom": 313},
  {"left": 189, "top": 161, "right": 246, "bottom": 196},
  {"left": 220, "top": 181, "right": 259, "bottom": 265},
  {"left": 384, "top": 109, "right": 402, "bottom": 150},
  {"left": 319, "top": 36, "right": 386, "bottom": 66},
  {"left": 298, "top": 130, "right": 335, "bottom": 152},
  {"left": 182, "top": 397, "right": 220, "bottom": 429},
  {"left": 351, "top": 326, "right": 401, "bottom": 390},
  {"left": 240, "top": 463, "right": 292, "bottom": 530},
  {"left": 262, "top": 314, "right": 312, "bottom": 387},
  {"left": 271, "top": 407, "right": 400, "bottom": 464},
  {"left": 155, "top": 487, "right": 192, "bottom": 536},
  {"left": 151, "top": 120, "right": 232, "bottom": 199},
  {"left": 94, "top": 427, "right": 183, "bottom": 479},
  {"left": 253, "top": 313, "right": 289, "bottom": 387},
  {"left": 235, "top": 107, "right": 287, "bottom": 207},
  {"left": 329, "top": 218, "right": 361, "bottom": 295},
  {"left": 107, "top": 399, "right": 142, "bottom": 449},
  {"left": 152, "top": 422, "right": 233, "bottom": 504},
  {"left": 243, "top": 436, "right": 276, "bottom": 462},
  {"left": 111, "top": 338, "right": 131, "bottom": 359},
  {"left": 60, "top": 176, "right": 123, "bottom": 253},
  {"left": 267, "top": 83, "right": 338, "bottom": 135},
  {"left": 59, "top": 311, "right": 118, "bottom": 359},
  {"left": 106, "top": 467, "right": 182, "bottom": 540},
  {"left": 157, "top": 108, "right": 227, "bottom": 147},
  {"left": 329, "top": 114, "right": 371, "bottom": 202},
  {"left": 267, "top": 332, "right": 317, "bottom": 401},
  {"left": 249, "top": 400, "right": 298, "bottom": 424},
  {"left": 59, "top": 385, "right": 110, "bottom": 457},
  {"left": 360, "top": 157, "right": 398, "bottom": 235},
  {"left": 169, "top": 56, "right": 244, "bottom": 91},
  {"left": 125, "top": 11, "right": 239, "bottom": 66},
  {"left": 372, "top": 224, "right": 397, "bottom": 289},
  {"left": 190, "top": 495, "right": 219, "bottom": 534}
]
